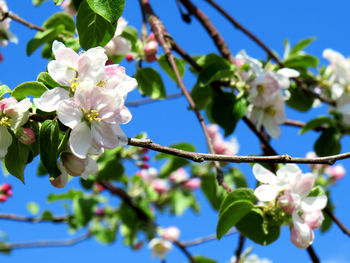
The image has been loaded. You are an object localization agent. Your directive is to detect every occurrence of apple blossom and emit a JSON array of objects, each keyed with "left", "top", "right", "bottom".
[
  {"left": 148, "top": 238, "right": 172, "bottom": 260},
  {"left": 104, "top": 17, "right": 131, "bottom": 57},
  {"left": 326, "top": 164, "right": 346, "bottom": 180},
  {"left": 183, "top": 178, "right": 201, "bottom": 190},
  {"left": 231, "top": 254, "right": 272, "bottom": 263},
  {"left": 169, "top": 168, "right": 189, "bottom": 183},
  {"left": 161, "top": 226, "right": 180, "bottom": 242},
  {"left": 61, "top": 0, "right": 76, "bottom": 16},
  {"left": 302, "top": 210, "right": 324, "bottom": 230},
  {"left": 17, "top": 128, "right": 35, "bottom": 145},
  {"left": 152, "top": 179, "right": 167, "bottom": 194},
  {"left": 290, "top": 213, "right": 314, "bottom": 249},
  {"left": 0, "top": 194, "right": 7, "bottom": 202},
  {"left": 0, "top": 183, "right": 11, "bottom": 192},
  {"left": 0, "top": 0, "right": 18, "bottom": 47},
  {"left": 60, "top": 152, "right": 98, "bottom": 179}
]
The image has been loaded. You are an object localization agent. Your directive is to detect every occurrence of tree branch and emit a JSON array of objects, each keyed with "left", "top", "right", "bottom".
[
  {"left": 173, "top": 241, "right": 196, "bottom": 263},
  {"left": 235, "top": 234, "right": 246, "bottom": 263},
  {"left": 307, "top": 245, "right": 320, "bottom": 263},
  {"left": 0, "top": 232, "right": 91, "bottom": 252},
  {"left": 0, "top": 213, "right": 68, "bottom": 223},
  {"left": 0, "top": 11, "right": 44, "bottom": 32},
  {"left": 180, "top": 228, "right": 237, "bottom": 247},
  {"left": 125, "top": 93, "right": 182, "bottom": 107},
  {"left": 324, "top": 207, "right": 350, "bottom": 237}
]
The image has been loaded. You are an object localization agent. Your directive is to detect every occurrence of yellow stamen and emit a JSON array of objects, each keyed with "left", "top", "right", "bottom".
[
  {"left": 97, "top": 80, "right": 107, "bottom": 88},
  {"left": 85, "top": 110, "right": 101, "bottom": 123},
  {"left": 70, "top": 78, "right": 80, "bottom": 93},
  {"left": 0, "top": 116, "right": 11, "bottom": 127},
  {"left": 257, "top": 84, "right": 264, "bottom": 94},
  {"left": 266, "top": 107, "right": 277, "bottom": 117}
]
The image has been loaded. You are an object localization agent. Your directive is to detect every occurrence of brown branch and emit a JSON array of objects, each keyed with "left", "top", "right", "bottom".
[
  {"left": 125, "top": 93, "right": 182, "bottom": 107},
  {"left": 178, "top": 0, "right": 234, "bottom": 64},
  {"left": 0, "top": 11, "right": 44, "bottom": 32},
  {"left": 0, "top": 213, "right": 68, "bottom": 223},
  {"left": 0, "top": 232, "right": 91, "bottom": 251},
  {"left": 140, "top": 0, "right": 231, "bottom": 193},
  {"left": 128, "top": 137, "right": 350, "bottom": 165},
  {"left": 324, "top": 207, "right": 350, "bottom": 237},
  {"left": 181, "top": 228, "right": 237, "bottom": 247},
  {"left": 171, "top": 40, "right": 202, "bottom": 72},
  {"left": 235, "top": 234, "right": 246, "bottom": 263},
  {"left": 307, "top": 245, "right": 320, "bottom": 263},
  {"left": 173, "top": 241, "right": 196, "bottom": 263},
  {"left": 284, "top": 119, "right": 324, "bottom": 132}
]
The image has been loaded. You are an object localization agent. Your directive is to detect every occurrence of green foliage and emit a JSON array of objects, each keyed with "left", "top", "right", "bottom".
[
  {"left": 32, "top": 0, "right": 49, "bottom": 6},
  {"left": 36, "top": 72, "right": 62, "bottom": 90},
  {"left": 314, "top": 127, "right": 341, "bottom": 157},
  {"left": 76, "top": 1, "right": 115, "bottom": 50},
  {"left": 86, "top": 0, "right": 125, "bottom": 25},
  {"left": 0, "top": 85, "right": 11, "bottom": 98},
  {"left": 158, "top": 54, "right": 185, "bottom": 84},
  {"left": 289, "top": 37, "right": 315, "bottom": 55},
  {"left": 299, "top": 116, "right": 333, "bottom": 134},
  {"left": 47, "top": 189, "right": 83, "bottom": 202},
  {"left": 197, "top": 63, "right": 233, "bottom": 88},
  {"left": 43, "top": 12, "right": 75, "bottom": 34},
  {"left": 135, "top": 67, "right": 166, "bottom": 99},
  {"left": 236, "top": 208, "right": 281, "bottom": 245},
  {"left": 73, "top": 195, "right": 98, "bottom": 226},
  {"left": 39, "top": 120, "right": 61, "bottom": 178},
  {"left": 192, "top": 256, "right": 217, "bottom": 263},
  {"left": 191, "top": 83, "right": 212, "bottom": 110},
  {"left": 201, "top": 173, "right": 226, "bottom": 210},
  {"left": 120, "top": 26, "right": 139, "bottom": 52},
  {"left": 11, "top": 81, "right": 48, "bottom": 100},
  {"left": 216, "top": 189, "right": 257, "bottom": 239},
  {"left": 284, "top": 54, "right": 318, "bottom": 70},
  {"left": 286, "top": 82, "right": 314, "bottom": 112},
  {"left": 27, "top": 27, "right": 64, "bottom": 56},
  {"left": 53, "top": 0, "right": 64, "bottom": 5},
  {"left": 170, "top": 190, "right": 199, "bottom": 216},
  {"left": 91, "top": 216, "right": 118, "bottom": 244},
  {"left": 208, "top": 91, "right": 247, "bottom": 136},
  {"left": 5, "top": 136, "right": 30, "bottom": 183},
  {"left": 27, "top": 202, "right": 40, "bottom": 216}
]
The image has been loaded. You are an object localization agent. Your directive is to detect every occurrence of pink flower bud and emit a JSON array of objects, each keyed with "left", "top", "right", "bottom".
[
  {"left": 162, "top": 226, "right": 180, "bottom": 242},
  {"left": 1, "top": 183, "right": 12, "bottom": 193},
  {"left": 95, "top": 207, "right": 104, "bottom": 216},
  {"left": 169, "top": 168, "right": 189, "bottom": 184},
  {"left": 5, "top": 190, "right": 12, "bottom": 197},
  {"left": 49, "top": 174, "right": 68, "bottom": 188},
  {"left": 213, "top": 137, "right": 226, "bottom": 154},
  {"left": 125, "top": 54, "right": 134, "bottom": 62},
  {"left": 144, "top": 41, "right": 158, "bottom": 56},
  {"left": 145, "top": 54, "right": 157, "bottom": 63},
  {"left": 327, "top": 165, "right": 345, "bottom": 180},
  {"left": 143, "top": 155, "right": 150, "bottom": 161},
  {"left": 278, "top": 190, "right": 297, "bottom": 214},
  {"left": 18, "top": 128, "right": 35, "bottom": 145},
  {"left": 105, "top": 59, "right": 114, "bottom": 66},
  {"left": 0, "top": 97, "right": 17, "bottom": 111},
  {"left": 207, "top": 124, "right": 219, "bottom": 139},
  {"left": 152, "top": 179, "right": 167, "bottom": 194},
  {"left": 183, "top": 178, "right": 201, "bottom": 190},
  {"left": 0, "top": 52, "right": 3, "bottom": 62},
  {"left": 61, "top": 152, "right": 87, "bottom": 177},
  {"left": 0, "top": 194, "right": 7, "bottom": 202},
  {"left": 235, "top": 58, "right": 244, "bottom": 67},
  {"left": 147, "top": 32, "right": 156, "bottom": 42},
  {"left": 290, "top": 224, "right": 314, "bottom": 249},
  {"left": 95, "top": 183, "right": 105, "bottom": 192},
  {"left": 132, "top": 241, "right": 144, "bottom": 250},
  {"left": 302, "top": 210, "right": 324, "bottom": 230},
  {"left": 142, "top": 163, "right": 150, "bottom": 169}
]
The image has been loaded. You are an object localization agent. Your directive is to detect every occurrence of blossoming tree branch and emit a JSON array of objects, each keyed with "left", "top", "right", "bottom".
[{"left": 0, "top": 0, "right": 349, "bottom": 262}]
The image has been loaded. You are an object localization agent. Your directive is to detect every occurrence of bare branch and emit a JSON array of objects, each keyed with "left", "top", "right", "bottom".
[
  {"left": 0, "top": 232, "right": 91, "bottom": 252},
  {"left": 125, "top": 93, "right": 182, "bottom": 107},
  {"left": 307, "top": 245, "right": 320, "bottom": 263},
  {"left": 324, "top": 207, "right": 350, "bottom": 237},
  {"left": 0, "top": 11, "right": 44, "bottom": 32},
  {"left": 181, "top": 229, "right": 237, "bottom": 247},
  {"left": 173, "top": 241, "right": 196, "bottom": 263},
  {"left": 0, "top": 213, "right": 68, "bottom": 223},
  {"left": 235, "top": 234, "right": 246, "bottom": 263}
]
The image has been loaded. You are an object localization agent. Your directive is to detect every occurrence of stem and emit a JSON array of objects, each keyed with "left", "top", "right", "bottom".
[
  {"left": 125, "top": 93, "right": 182, "bottom": 107},
  {"left": 324, "top": 207, "right": 350, "bottom": 237},
  {"left": 0, "top": 213, "right": 68, "bottom": 223},
  {"left": 235, "top": 234, "right": 246, "bottom": 263},
  {"left": 181, "top": 229, "right": 237, "bottom": 247},
  {"left": 307, "top": 245, "right": 320, "bottom": 263},
  {"left": 0, "top": 11, "right": 44, "bottom": 32}
]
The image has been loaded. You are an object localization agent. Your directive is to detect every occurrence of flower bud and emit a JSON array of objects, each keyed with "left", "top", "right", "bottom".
[
  {"left": 142, "top": 162, "right": 150, "bottom": 169},
  {"left": 169, "top": 168, "right": 189, "bottom": 184},
  {"left": 125, "top": 54, "right": 134, "bottom": 62},
  {"left": 0, "top": 52, "right": 3, "bottom": 62},
  {"left": 95, "top": 207, "right": 104, "bottom": 216},
  {"left": 133, "top": 241, "right": 144, "bottom": 251},
  {"left": 147, "top": 32, "right": 156, "bottom": 42},
  {"left": 183, "top": 178, "right": 201, "bottom": 190},
  {"left": 290, "top": 224, "right": 314, "bottom": 249},
  {"left": 1, "top": 183, "right": 12, "bottom": 193},
  {"left": 144, "top": 41, "right": 158, "bottom": 56},
  {"left": 302, "top": 210, "right": 324, "bottom": 230},
  {"left": 327, "top": 165, "right": 345, "bottom": 180},
  {"left": 50, "top": 174, "right": 68, "bottom": 188},
  {"left": 143, "top": 155, "right": 150, "bottom": 161},
  {"left": 94, "top": 183, "right": 105, "bottom": 192},
  {"left": 152, "top": 179, "right": 167, "bottom": 194},
  {"left": 207, "top": 124, "right": 219, "bottom": 139},
  {"left": 145, "top": 54, "right": 157, "bottom": 63},
  {"left": 0, "top": 194, "right": 7, "bottom": 202},
  {"left": 61, "top": 152, "right": 87, "bottom": 177},
  {"left": 162, "top": 226, "right": 180, "bottom": 242},
  {"left": 17, "top": 128, "right": 35, "bottom": 145},
  {"left": 5, "top": 190, "right": 12, "bottom": 197},
  {"left": 278, "top": 190, "right": 297, "bottom": 214},
  {"left": 0, "top": 97, "right": 17, "bottom": 111}
]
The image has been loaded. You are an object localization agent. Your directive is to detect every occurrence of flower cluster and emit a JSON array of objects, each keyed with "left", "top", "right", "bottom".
[
  {"left": 143, "top": 33, "right": 159, "bottom": 62},
  {"left": 34, "top": 41, "right": 136, "bottom": 187},
  {"left": 236, "top": 51, "right": 299, "bottom": 138},
  {"left": 0, "top": 183, "right": 12, "bottom": 202},
  {"left": 148, "top": 226, "right": 180, "bottom": 260},
  {"left": 207, "top": 124, "right": 239, "bottom": 155},
  {"left": 253, "top": 164, "right": 327, "bottom": 249}
]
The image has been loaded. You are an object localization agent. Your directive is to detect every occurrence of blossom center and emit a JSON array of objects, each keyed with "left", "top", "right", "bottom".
[
  {"left": 83, "top": 109, "right": 101, "bottom": 123},
  {"left": 257, "top": 84, "right": 265, "bottom": 94},
  {"left": 70, "top": 78, "right": 80, "bottom": 93},
  {"left": 266, "top": 106, "right": 277, "bottom": 117},
  {"left": 97, "top": 80, "right": 107, "bottom": 88},
  {"left": 0, "top": 116, "right": 11, "bottom": 127}
]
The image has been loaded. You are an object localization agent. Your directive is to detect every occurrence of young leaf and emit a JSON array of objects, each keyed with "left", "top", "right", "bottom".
[
  {"left": 201, "top": 173, "right": 226, "bottom": 210},
  {"left": 43, "top": 12, "right": 75, "bottom": 35},
  {"left": 158, "top": 54, "right": 185, "bottom": 84},
  {"left": 290, "top": 37, "right": 315, "bottom": 55},
  {"left": 0, "top": 85, "right": 11, "bottom": 98},
  {"left": 299, "top": 116, "right": 333, "bottom": 134},
  {"left": 27, "top": 202, "right": 40, "bottom": 216},
  {"left": 286, "top": 82, "right": 314, "bottom": 112},
  {"left": 76, "top": 1, "right": 115, "bottom": 50},
  {"left": 134, "top": 67, "right": 166, "bottom": 99},
  {"left": 314, "top": 128, "right": 341, "bottom": 157},
  {"left": 11, "top": 81, "right": 48, "bottom": 100},
  {"left": 26, "top": 27, "right": 64, "bottom": 56},
  {"left": 73, "top": 195, "right": 98, "bottom": 226},
  {"left": 36, "top": 72, "right": 62, "bottom": 90},
  {"left": 86, "top": 0, "right": 125, "bottom": 25}
]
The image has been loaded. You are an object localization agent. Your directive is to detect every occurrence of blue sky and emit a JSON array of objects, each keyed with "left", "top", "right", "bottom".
[{"left": 0, "top": 0, "right": 349, "bottom": 262}]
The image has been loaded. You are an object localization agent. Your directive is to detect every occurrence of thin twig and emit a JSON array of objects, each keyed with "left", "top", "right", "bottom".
[
  {"left": 324, "top": 207, "right": 350, "bottom": 237},
  {"left": 0, "top": 232, "right": 91, "bottom": 251},
  {"left": 235, "top": 234, "right": 246, "bottom": 263},
  {"left": 284, "top": 119, "right": 324, "bottom": 132},
  {"left": 306, "top": 245, "right": 320, "bottom": 263},
  {"left": 0, "top": 213, "right": 68, "bottom": 223},
  {"left": 125, "top": 93, "right": 182, "bottom": 107},
  {"left": 0, "top": 11, "right": 44, "bottom": 32},
  {"left": 173, "top": 241, "right": 196, "bottom": 263},
  {"left": 128, "top": 137, "right": 350, "bottom": 165},
  {"left": 181, "top": 229, "right": 237, "bottom": 247},
  {"left": 178, "top": 0, "right": 234, "bottom": 64},
  {"left": 140, "top": 0, "right": 231, "bottom": 193}
]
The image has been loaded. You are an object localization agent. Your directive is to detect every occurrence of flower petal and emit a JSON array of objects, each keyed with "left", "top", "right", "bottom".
[
  {"left": 48, "top": 60, "right": 76, "bottom": 86},
  {"left": 57, "top": 99, "right": 82, "bottom": 129},
  {"left": 0, "top": 126, "right": 12, "bottom": 158},
  {"left": 254, "top": 184, "right": 279, "bottom": 202},
  {"left": 34, "top": 87, "right": 69, "bottom": 112},
  {"left": 300, "top": 195, "right": 328, "bottom": 212},
  {"left": 253, "top": 164, "right": 277, "bottom": 185},
  {"left": 69, "top": 122, "right": 92, "bottom": 158}
]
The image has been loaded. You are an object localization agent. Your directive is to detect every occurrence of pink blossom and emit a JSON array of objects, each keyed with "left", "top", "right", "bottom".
[
  {"left": 327, "top": 165, "right": 346, "bottom": 180},
  {"left": 302, "top": 210, "right": 324, "bottom": 230},
  {"left": 162, "top": 226, "right": 180, "bottom": 242},
  {"left": 183, "top": 178, "right": 201, "bottom": 190},
  {"left": 152, "top": 179, "right": 167, "bottom": 194},
  {"left": 144, "top": 41, "right": 158, "bottom": 57},
  {"left": 0, "top": 194, "right": 7, "bottom": 202},
  {"left": 278, "top": 190, "right": 297, "bottom": 214},
  {"left": 17, "top": 128, "right": 35, "bottom": 145},
  {"left": 169, "top": 168, "right": 189, "bottom": 183},
  {"left": 207, "top": 124, "right": 219, "bottom": 139},
  {"left": 0, "top": 183, "right": 12, "bottom": 193}
]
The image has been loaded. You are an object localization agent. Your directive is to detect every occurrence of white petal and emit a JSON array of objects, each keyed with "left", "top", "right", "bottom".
[
  {"left": 277, "top": 68, "right": 300, "bottom": 78},
  {"left": 69, "top": 122, "right": 92, "bottom": 159},
  {"left": 276, "top": 164, "right": 301, "bottom": 187},
  {"left": 0, "top": 126, "right": 12, "bottom": 158},
  {"left": 292, "top": 172, "right": 316, "bottom": 197},
  {"left": 254, "top": 184, "right": 279, "bottom": 202},
  {"left": 82, "top": 47, "right": 108, "bottom": 68},
  {"left": 54, "top": 44, "right": 79, "bottom": 69},
  {"left": 92, "top": 122, "right": 127, "bottom": 149},
  {"left": 301, "top": 195, "right": 328, "bottom": 212},
  {"left": 253, "top": 163, "right": 277, "bottom": 185},
  {"left": 80, "top": 157, "right": 98, "bottom": 180},
  {"left": 48, "top": 60, "right": 76, "bottom": 86},
  {"left": 113, "top": 106, "right": 132, "bottom": 124},
  {"left": 57, "top": 99, "right": 82, "bottom": 129},
  {"left": 34, "top": 87, "right": 69, "bottom": 112}
]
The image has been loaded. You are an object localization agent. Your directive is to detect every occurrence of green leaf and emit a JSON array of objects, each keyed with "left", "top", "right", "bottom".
[
  {"left": 192, "top": 256, "right": 217, "bottom": 263},
  {"left": 218, "top": 188, "right": 257, "bottom": 217},
  {"left": 86, "top": 0, "right": 125, "bottom": 25},
  {"left": 209, "top": 92, "right": 247, "bottom": 136},
  {"left": 91, "top": 219, "right": 118, "bottom": 244},
  {"left": 134, "top": 67, "right": 166, "bottom": 99},
  {"left": 39, "top": 120, "right": 61, "bottom": 178},
  {"left": 47, "top": 189, "right": 83, "bottom": 202},
  {"left": 53, "top": 0, "right": 64, "bottom": 5},
  {"left": 32, "top": 0, "right": 49, "bottom": 6},
  {"left": 97, "top": 157, "right": 124, "bottom": 181},
  {"left": 201, "top": 173, "right": 226, "bottom": 210},
  {"left": 314, "top": 127, "right": 341, "bottom": 157},
  {"left": 76, "top": 1, "right": 115, "bottom": 50},
  {"left": 159, "top": 158, "right": 189, "bottom": 178},
  {"left": 299, "top": 116, "right": 333, "bottom": 134},
  {"left": 0, "top": 85, "right": 11, "bottom": 98},
  {"left": 284, "top": 54, "right": 318, "bottom": 69},
  {"left": 286, "top": 82, "right": 314, "bottom": 112},
  {"left": 290, "top": 37, "right": 315, "bottom": 55},
  {"left": 191, "top": 83, "right": 212, "bottom": 110},
  {"left": 308, "top": 186, "right": 326, "bottom": 197},
  {"left": 171, "top": 191, "right": 197, "bottom": 216},
  {"left": 230, "top": 168, "right": 248, "bottom": 188},
  {"left": 11, "top": 81, "right": 48, "bottom": 100},
  {"left": 216, "top": 200, "right": 253, "bottom": 239},
  {"left": 197, "top": 63, "right": 232, "bottom": 87},
  {"left": 41, "top": 210, "right": 54, "bottom": 220},
  {"left": 195, "top": 53, "right": 231, "bottom": 69},
  {"left": 5, "top": 137, "right": 30, "bottom": 183},
  {"left": 27, "top": 202, "right": 40, "bottom": 216},
  {"left": 158, "top": 54, "right": 185, "bottom": 83},
  {"left": 236, "top": 208, "right": 280, "bottom": 245},
  {"left": 37, "top": 72, "right": 62, "bottom": 89},
  {"left": 73, "top": 196, "right": 98, "bottom": 226},
  {"left": 120, "top": 26, "right": 139, "bottom": 52},
  {"left": 43, "top": 12, "right": 75, "bottom": 34},
  {"left": 26, "top": 26, "right": 64, "bottom": 56}
]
